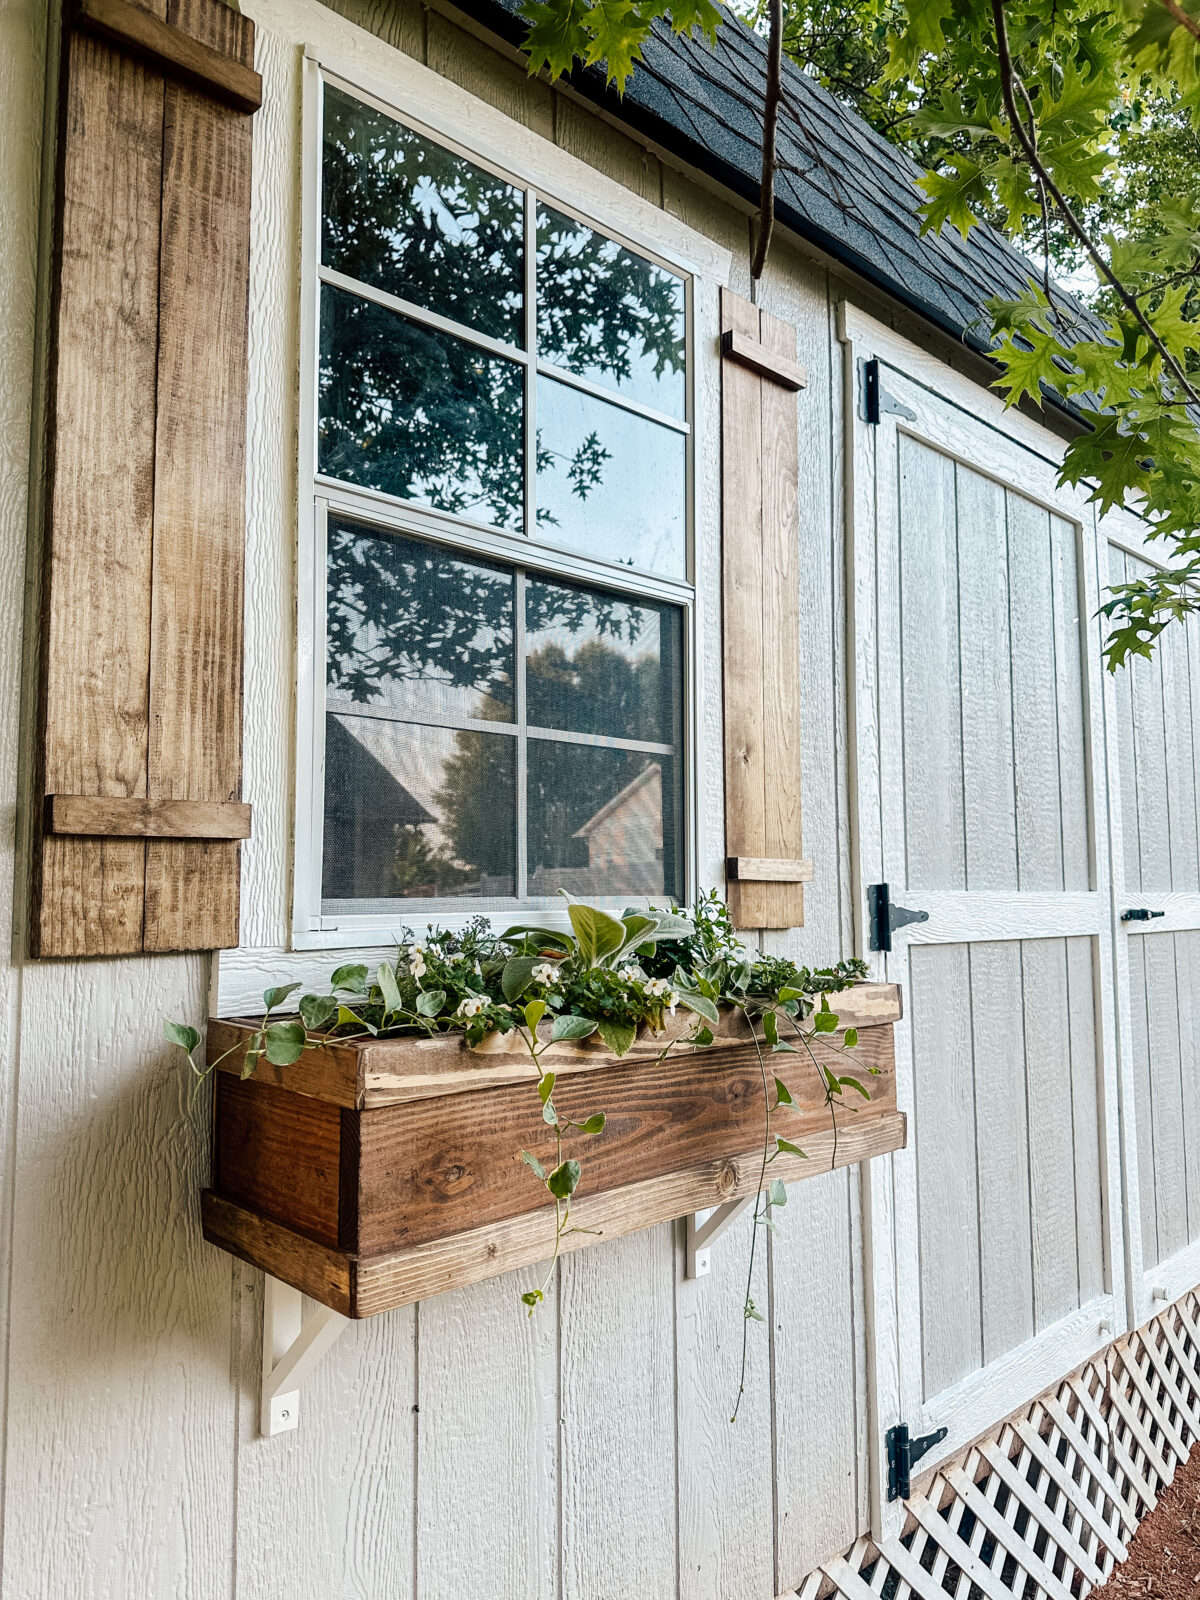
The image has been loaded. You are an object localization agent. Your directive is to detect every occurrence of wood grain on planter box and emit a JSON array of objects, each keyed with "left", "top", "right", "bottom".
[{"left": 201, "top": 984, "right": 905, "bottom": 1315}]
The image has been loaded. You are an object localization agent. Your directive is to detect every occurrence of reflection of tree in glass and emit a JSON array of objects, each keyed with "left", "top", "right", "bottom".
[
  {"left": 390, "top": 822, "right": 471, "bottom": 897},
  {"left": 319, "top": 289, "right": 525, "bottom": 529},
  {"left": 537, "top": 204, "right": 685, "bottom": 399},
  {"left": 526, "top": 638, "right": 662, "bottom": 741},
  {"left": 322, "top": 85, "right": 524, "bottom": 343}
]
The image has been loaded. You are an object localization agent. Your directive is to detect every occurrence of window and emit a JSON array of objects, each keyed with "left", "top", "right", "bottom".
[{"left": 301, "top": 76, "right": 693, "bottom": 931}]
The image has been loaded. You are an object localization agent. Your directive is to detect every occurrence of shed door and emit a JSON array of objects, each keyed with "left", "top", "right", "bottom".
[
  {"left": 1106, "top": 535, "right": 1200, "bottom": 1326},
  {"left": 852, "top": 359, "right": 1124, "bottom": 1496}
]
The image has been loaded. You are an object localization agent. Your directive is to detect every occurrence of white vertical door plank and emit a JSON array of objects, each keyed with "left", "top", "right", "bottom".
[
  {"left": 562, "top": 1225, "right": 678, "bottom": 1600},
  {"left": 677, "top": 1206, "right": 774, "bottom": 1600},
  {"left": 416, "top": 1275, "right": 557, "bottom": 1600},
  {"left": 1128, "top": 600, "right": 1172, "bottom": 895},
  {"left": 1159, "top": 616, "right": 1199, "bottom": 892},
  {"left": 1108, "top": 551, "right": 1143, "bottom": 897},
  {"left": 1143, "top": 932, "right": 1187, "bottom": 1262},
  {"left": 1008, "top": 496, "right": 1064, "bottom": 891},
  {"left": 1127, "top": 934, "right": 1160, "bottom": 1270},
  {"left": 897, "top": 436, "right": 964, "bottom": 890},
  {"left": 1022, "top": 938, "right": 1082, "bottom": 1328},
  {"left": 1066, "top": 937, "right": 1105, "bottom": 1302},
  {"left": 969, "top": 941, "right": 1034, "bottom": 1362},
  {"left": 774, "top": 1168, "right": 862, "bottom": 1582},
  {"left": 1175, "top": 930, "right": 1200, "bottom": 1245},
  {"left": 235, "top": 1273, "right": 417, "bottom": 1599},
  {"left": 1050, "top": 515, "right": 1090, "bottom": 892},
  {"left": 956, "top": 466, "right": 1017, "bottom": 891},
  {"left": 911, "top": 942, "right": 981, "bottom": 1398}
]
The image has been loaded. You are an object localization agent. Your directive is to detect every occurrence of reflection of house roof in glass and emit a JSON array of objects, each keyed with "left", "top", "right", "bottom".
[
  {"left": 573, "top": 763, "right": 661, "bottom": 839},
  {"left": 325, "top": 715, "right": 434, "bottom": 827},
  {"left": 449, "top": 0, "right": 1103, "bottom": 366}
]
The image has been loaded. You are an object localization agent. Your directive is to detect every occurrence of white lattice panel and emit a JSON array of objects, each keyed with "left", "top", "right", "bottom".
[{"left": 782, "top": 1294, "right": 1200, "bottom": 1600}]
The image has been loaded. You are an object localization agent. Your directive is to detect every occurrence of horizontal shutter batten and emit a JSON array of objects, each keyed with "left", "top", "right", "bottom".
[
  {"left": 74, "top": 0, "right": 263, "bottom": 112},
  {"left": 720, "top": 328, "right": 807, "bottom": 391},
  {"left": 49, "top": 796, "right": 252, "bottom": 840},
  {"left": 727, "top": 856, "right": 813, "bottom": 884}
]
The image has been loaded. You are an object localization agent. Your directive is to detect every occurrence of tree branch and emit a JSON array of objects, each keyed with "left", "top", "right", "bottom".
[
  {"left": 990, "top": 0, "right": 1200, "bottom": 406},
  {"left": 751, "top": 0, "right": 782, "bottom": 282},
  {"left": 1162, "top": 0, "right": 1200, "bottom": 43}
]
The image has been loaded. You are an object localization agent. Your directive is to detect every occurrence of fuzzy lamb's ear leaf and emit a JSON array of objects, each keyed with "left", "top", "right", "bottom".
[
  {"left": 376, "top": 962, "right": 402, "bottom": 1015},
  {"left": 567, "top": 902, "right": 627, "bottom": 968},
  {"left": 676, "top": 989, "right": 719, "bottom": 1025},
  {"left": 498, "top": 924, "right": 573, "bottom": 952},
  {"left": 597, "top": 1018, "right": 637, "bottom": 1056},
  {"left": 552, "top": 1013, "right": 597, "bottom": 1042},
  {"left": 502, "top": 955, "right": 540, "bottom": 1002}
]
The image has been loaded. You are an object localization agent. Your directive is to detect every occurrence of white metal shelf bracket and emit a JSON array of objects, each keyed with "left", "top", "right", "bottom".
[
  {"left": 261, "top": 1274, "right": 351, "bottom": 1436},
  {"left": 685, "top": 1197, "right": 754, "bottom": 1277}
]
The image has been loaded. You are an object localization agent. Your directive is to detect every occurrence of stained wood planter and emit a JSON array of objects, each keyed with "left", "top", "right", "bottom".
[{"left": 200, "top": 984, "right": 906, "bottom": 1316}]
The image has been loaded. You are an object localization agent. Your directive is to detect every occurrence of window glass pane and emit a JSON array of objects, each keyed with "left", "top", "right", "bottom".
[
  {"left": 536, "top": 203, "right": 685, "bottom": 418},
  {"left": 322, "top": 715, "right": 516, "bottom": 902},
  {"left": 319, "top": 283, "right": 524, "bottom": 529},
  {"left": 525, "top": 578, "right": 681, "bottom": 744},
  {"left": 536, "top": 375, "right": 685, "bottom": 577},
  {"left": 527, "top": 744, "right": 682, "bottom": 900},
  {"left": 322, "top": 84, "right": 524, "bottom": 346},
  {"left": 326, "top": 520, "right": 514, "bottom": 722}
]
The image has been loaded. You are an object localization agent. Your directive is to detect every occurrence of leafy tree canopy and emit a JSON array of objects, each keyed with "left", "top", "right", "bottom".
[{"left": 516, "top": 0, "right": 1200, "bottom": 668}]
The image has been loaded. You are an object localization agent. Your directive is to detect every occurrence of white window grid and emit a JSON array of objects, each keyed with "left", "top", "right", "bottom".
[{"left": 293, "top": 64, "right": 699, "bottom": 946}]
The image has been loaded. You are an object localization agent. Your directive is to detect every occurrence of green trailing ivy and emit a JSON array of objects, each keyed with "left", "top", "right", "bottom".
[{"left": 166, "top": 889, "right": 868, "bottom": 1412}]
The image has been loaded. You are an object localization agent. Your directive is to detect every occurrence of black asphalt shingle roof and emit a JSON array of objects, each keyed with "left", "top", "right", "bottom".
[{"left": 450, "top": 0, "right": 1098, "bottom": 357}]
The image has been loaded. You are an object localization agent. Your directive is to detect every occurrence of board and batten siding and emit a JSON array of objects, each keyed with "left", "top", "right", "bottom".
[{"left": 0, "top": 1, "right": 867, "bottom": 1596}]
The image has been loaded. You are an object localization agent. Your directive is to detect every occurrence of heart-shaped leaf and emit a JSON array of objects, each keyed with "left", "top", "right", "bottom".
[
  {"left": 264, "top": 1020, "right": 307, "bottom": 1066},
  {"left": 330, "top": 963, "right": 368, "bottom": 994},
  {"left": 579, "top": 1112, "right": 606, "bottom": 1134},
  {"left": 769, "top": 1178, "right": 788, "bottom": 1208},
  {"left": 813, "top": 1008, "right": 839, "bottom": 1034},
  {"left": 263, "top": 982, "right": 301, "bottom": 1011},
  {"left": 774, "top": 1076, "right": 793, "bottom": 1106},
  {"left": 538, "top": 1071, "right": 556, "bottom": 1105},
  {"left": 845, "top": 1027, "right": 859, "bottom": 1049},
  {"left": 520, "top": 1149, "right": 547, "bottom": 1181},
  {"left": 547, "top": 1158, "right": 582, "bottom": 1198},
  {"left": 524, "top": 999, "right": 547, "bottom": 1034},
  {"left": 299, "top": 994, "right": 337, "bottom": 1031},
  {"left": 163, "top": 1020, "right": 201, "bottom": 1055},
  {"left": 776, "top": 1136, "right": 806, "bottom": 1158}
]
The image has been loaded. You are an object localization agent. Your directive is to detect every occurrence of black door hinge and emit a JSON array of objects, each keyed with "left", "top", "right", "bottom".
[
  {"left": 1122, "top": 907, "right": 1165, "bottom": 922},
  {"left": 861, "top": 358, "right": 918, "bottom": 425},
  {"left": 867, "top": 883, "right": 928, "bottom": 952},
  {"left": 887, "top": 1422, "right": 948, "bottom": 1501}
]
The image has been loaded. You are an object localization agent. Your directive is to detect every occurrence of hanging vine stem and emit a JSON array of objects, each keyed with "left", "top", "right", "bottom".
[
  {"left": 750, "top": 0, "right": 783, "bottom": 282},
  {"left": 990, "top": 0, "right": 1200, "bottom": 407}
]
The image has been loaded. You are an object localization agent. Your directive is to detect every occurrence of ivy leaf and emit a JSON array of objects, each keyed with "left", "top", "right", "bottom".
[
  {"left": 521, "top": 1149, "right": 547, "bottom": 1182},
  {"left": 744, "top": 1299, "right": 766, "bottom": 1323},
  {"left": 844, "top": 1027, "right": 859, "bottom": 1049},
  {"left": 774, "top": 1075, "right": 794, "bottom": 1106},
  {"left": 330, "top": 963, "right": 368, "bottom": 994},
  {"left": 524, "top": 998, "right": 547, "bottom": 1034},
  {"left": 164, "top": 1020, "right": 201, "bottom": 1055},
  {"left": 691, "top": 1024, "right": 715, "bottom": 1048},
  {"left": 377, "top": 962, "right": 402, "bottom": 1015},
  {"left": 552, "top": 1013, "right": 598, "bottom": 1041},
  {"left": 547, "top": 1159, "right": 582, "bottom": 1199},
  {"left": 543, "top": 1099, "right": 558, "bottom": 1124},
  {"left": 521, "top": 1288, "right": 545, "bottom": 1309},
  {"left": 538, "top": 1071, "right": 556, "bottom": 1105},
  {"left": 776, "top": 1137, "right": 807, "bottom": 1159},
  {"left": 769, "top": 1178, "right": 788, "bottom": 1208},
  {"left": 415, "top": 988, "right": 447, "bottom": 1018},
  {"left": 299, "top": 994, "right": 337, "bottom": 1032},
  {"left": 263, "top": 982, "right": 301, "bottom": 1012},
  {"left": 579, "top": 1112, "right": 606, "bottom": 1134},
  {"left": 241, "top": 1047, "right": 259, "bottom": 1081},
  {"left": 762, "top": 1010, "right": 779, "bottom": 1048},
  {"left": 263, "top": 1020, "right": 307, "bottom": 1066},
  {"left": 597, "top": 1018, "right": 638, "bottom": 1056},
  {"left": 812, "top": 1008, "right": 839, "bottom": 1035},
  {"left": 839, "top": 1074, "right": 871, "bottom": 1100}
]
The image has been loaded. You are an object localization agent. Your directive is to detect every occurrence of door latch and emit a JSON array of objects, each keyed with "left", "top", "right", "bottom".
[
  {"left": 867, "top": 883, "right": 928, "bottom": 952},
  {"left": 886, "top": 1421, "right": 948, "bottom": 1501},
  {"left": 1122, "top": 907, "right": 1165, "bottom": 922}
]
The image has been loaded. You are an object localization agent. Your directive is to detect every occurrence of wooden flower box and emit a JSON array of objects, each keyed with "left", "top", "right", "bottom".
[{"left": 200, "top": 984, "right": 905, "bottom": 1316}]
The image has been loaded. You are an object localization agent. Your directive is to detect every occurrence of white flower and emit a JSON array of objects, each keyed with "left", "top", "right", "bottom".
[
  {"left": 532, "top": 962, "right": 560, "bottom": 986},
  {"left": 446, "top": 951, "right": 465, "bottom": 965},
  {"left": 666, "top": 990, "right": 680, "bottom": 1016},
  {"left": 407, "top": 947, "right": 427, "bottom": 979},
  {"left": 617, "top": 965, "right": 640, "bottom": 983},
  {"left": 645, "top": 977, "right": 671, "bottom": 999},
  {"left": 473, "top": 960, "right": 482, "bottom": 976},
  {"left": 457, "top": 995, "right": 486, "bottom": 1018}
]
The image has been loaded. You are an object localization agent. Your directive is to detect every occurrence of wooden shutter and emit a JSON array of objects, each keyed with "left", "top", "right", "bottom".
[
  {"left": 32, "top": 0, "right": 260, "bottom": 958},
  {"left": 720, "top": 287, "right": 811, "bottom": 930}
]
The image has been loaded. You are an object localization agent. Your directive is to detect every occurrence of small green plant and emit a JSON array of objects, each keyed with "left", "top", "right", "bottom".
[{"left": 165, "top": 889, "right": 868, "bottom": 1415}]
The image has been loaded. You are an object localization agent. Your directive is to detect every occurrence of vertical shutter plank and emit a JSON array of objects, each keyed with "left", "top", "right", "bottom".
[
  {"left": 143, "top": 0, "right": 253, "bottom": 951},
  {"left": 721, "top": 289, "right": 770, "bottom": 928},
  {"left": 721, "top": 289, "right": 805, "bottom": 930},
  {"left": 758, "top": 309, "right": 804, "bottom": 926},
  {"left": 35, "top": 27, "right": 167, "bottom": 957}
]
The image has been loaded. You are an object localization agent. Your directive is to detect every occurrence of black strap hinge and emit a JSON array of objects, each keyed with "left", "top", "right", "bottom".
[
  {"left": 868, "top": 883, "right": 928, "bottom": 952},
  {"left": 887, "top": 1422, "right": 948, "bottom": 1501},
  {"left": 861, "top": 358, "right": 917, "bottom": 425},
  {"left": 1122, "top": 907, "right": 1165, "bottom": 921}
]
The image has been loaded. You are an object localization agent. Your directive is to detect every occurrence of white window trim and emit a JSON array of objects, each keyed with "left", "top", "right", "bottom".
[{"left": 291, "top": 57, "right": 705, "bottom": 950}]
